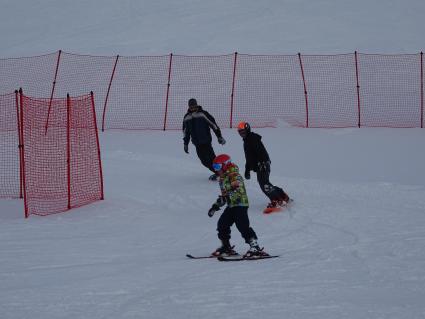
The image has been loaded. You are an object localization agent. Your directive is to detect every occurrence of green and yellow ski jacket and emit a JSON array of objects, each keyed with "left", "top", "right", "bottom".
[{"left": 218, "top": 163, "right": 249, "bottom": 208}]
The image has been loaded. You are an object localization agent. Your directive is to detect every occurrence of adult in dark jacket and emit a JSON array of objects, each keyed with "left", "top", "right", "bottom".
[
  {"left": 237, "top": 121, "right": 290, "bottom": 208},
  {"left": 183, "top": 98, "right": 226, "bottom": 180}
]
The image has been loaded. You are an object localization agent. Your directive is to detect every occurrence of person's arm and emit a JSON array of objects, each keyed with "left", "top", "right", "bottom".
[
  {"left": 203, "top": 110, "right": 224, "bottom": 143},
  {"left": 208, "top": 195, "right": 226, "bottom": 217},
  {"left": 244, "top": 138, "right": 255, "bottom": 173},
  {"left": 255, "top": 136, "right": 270, "bottom": 163},
  {"left": 182, "top": 115, "right": 191, "bottom": 151},
  {"left": 242, "top": 146, "right": 251, "bottom": 179},
  {"left": 183, "top": 115, "right": 191, "bottom": 143}
]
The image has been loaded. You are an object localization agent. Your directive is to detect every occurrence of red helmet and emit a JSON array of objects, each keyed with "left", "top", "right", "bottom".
[{"left": 212, "top": 154, "right": 231, "bottom": 172}]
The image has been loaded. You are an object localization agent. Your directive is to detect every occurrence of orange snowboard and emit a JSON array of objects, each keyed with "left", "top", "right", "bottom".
[{"left": 263, "top": 206, "right": 283, "bottom": 214}]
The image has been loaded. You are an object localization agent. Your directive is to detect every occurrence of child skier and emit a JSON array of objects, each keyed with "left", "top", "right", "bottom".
[{"left": 207, "top": 154, "right": 268, "bottom": 258}]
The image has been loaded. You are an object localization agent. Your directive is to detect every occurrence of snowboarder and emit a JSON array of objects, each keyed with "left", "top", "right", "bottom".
[
  {"left": 237, "top": 121, "right": 291, "bottom": 211},
  {"left": 183, "top": 98, "right": 226, "bottom": 181},
  {"left": 207, "top": 154, "right": 268, "bottom": 258}
]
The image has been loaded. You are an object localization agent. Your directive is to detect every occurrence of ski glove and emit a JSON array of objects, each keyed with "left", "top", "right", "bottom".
[
  {"left": 184, "top": 144, "right": 189, "bottom": 154},
  {"left": 215, "top": 195, "right": 226, "bottom": 207},
  {"left": 244, "top": 170, "right": 250, "bottom": 180},
  {"left": 218, "top": 137, "right": 226, "bottom": 145},
  {"left": 208, "top": 203, "right": 220, "bottom": 217}
]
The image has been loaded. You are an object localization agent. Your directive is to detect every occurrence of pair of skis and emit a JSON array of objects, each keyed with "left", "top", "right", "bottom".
[
  {"left": 186, "top": 253, "right": 279, "bottom": 262},
  {"left": 187, "top": 200, "right": 292, "bottom": 261}
]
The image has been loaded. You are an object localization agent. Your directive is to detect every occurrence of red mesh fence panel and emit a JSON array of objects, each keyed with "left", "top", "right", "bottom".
[
  {"left": 21, "top": 93, "right": 103, "bottom": 216},
  {"left": 0, "top": 53, "right": 57, "bottom": 96},
  {"left": 0, "top": 92, "right": 20, "bottom": 198},
  {"left": 358, "top": 53, "right": 422, "bottom": 128},
  {"left": 103, "top": 55, "right": 170, "bottom": 130},
  {"left": 166, "top": 54, "right": 235, "bottom": 130},
  {"left": 21, "top": 95, "right": 68, "bottom": 216},
  {"left": 69, "top": 94, "right": 103, "bottom": 209},
  {"left": 54, "top": 52, "right": 117, "bottom": 125},
  {"left": 301, "top": 54, "right": 359, "bottom": 128},
  {"left": 233, "top": 54, "right": 306, "bottom": 128}
]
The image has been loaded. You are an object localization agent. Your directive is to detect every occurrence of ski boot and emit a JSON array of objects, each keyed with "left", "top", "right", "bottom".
[
  {"left": 263, "top": 200, "right": 280, "bottom": 214},
  {"left": 211, "top": 241, "right": 238, "bottom": 257},
  {"left": 278, "top": 197, "right": 293, "bottom": 207},
  {"left": 267, "top": 200, "right": 279, "bottom": 209},
  {"left": 273, "top": 196, "right": 293, "bottom": 208},
  {"left": 244, "top": 239, "right": 269, "bottom": 258}
]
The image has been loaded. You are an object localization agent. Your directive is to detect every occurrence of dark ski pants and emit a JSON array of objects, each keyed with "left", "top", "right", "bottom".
[
  {"left": 256, "top": 162, "right": 289, "bottom": 202},
  {"left": 195, "top": 143, "right": 216, "bottom": 173},
  {"left": 217, "top": 206, "right": 257, "bottom": 244}
]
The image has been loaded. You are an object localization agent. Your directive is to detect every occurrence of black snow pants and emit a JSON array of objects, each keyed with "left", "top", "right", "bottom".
[
  {"left": 256, "top": 162, "right": 289, "bottom": 202},
  {"left": 195, "top": 143, "right": 216, "bottom": 173},
  {"left": 217, "top": 206, "right": 257, "bottom": 244}
]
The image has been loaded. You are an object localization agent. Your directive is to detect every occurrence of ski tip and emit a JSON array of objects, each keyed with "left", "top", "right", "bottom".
[{"left": 186, "top": 254, "right": 217, "bottom": 259}]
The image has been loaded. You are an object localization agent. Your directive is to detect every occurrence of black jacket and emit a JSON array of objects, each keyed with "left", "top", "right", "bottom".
[
  {"left": 242, "top": 132, "right": 270, "bottom": 173},
  {"left": 183, "top": 106, "right": 222, "bottom": 146}
]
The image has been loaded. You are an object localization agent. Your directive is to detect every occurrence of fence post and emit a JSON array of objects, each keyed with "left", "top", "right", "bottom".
[
  {"left": 14, "top": 90, "right": 23, "bottom": 199},
  {"left": 421, "top": 52, "right": 423, "bottom": 128},
  {"left": 45, "top": 49, "right": 62, "bottom": 135},
  {"left": 102, "top": 55, "right": 120, "bottom": 132},
  {"left": 355, "top": 51, "right": 361, "bottom": 128},
  {"left": 91, "top": 91, "right": 104, "bottom": 200},
  {"left": 66, "top": 93, "right": 71, "bottom": 210},
  {"left": 163, "top": 53, "right": 173, "bottom": 131},
  {"left": 298, "top": 53, "right": 309, "bottom": 128},
  {"left": 229, "top": 52, "right": 238, "bottom": 129},
  {"left": 18, "top": 89, "right": 29, "bottom": 218}
]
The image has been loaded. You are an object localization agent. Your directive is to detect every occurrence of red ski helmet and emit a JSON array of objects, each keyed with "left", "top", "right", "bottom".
[{"left": 213, "top": 154, "right": 231, "bottom": 172}]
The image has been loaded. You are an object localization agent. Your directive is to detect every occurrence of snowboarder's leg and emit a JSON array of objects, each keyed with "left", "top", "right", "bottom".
[
  {"left": 256, "top": 165, "right": 274, "bottom": 201},
  {"left": 272, "top": 186, "right": 290, "bottom": 203},
  {"left": 257, "top": 164, "right": 289, "bottom": 205}
]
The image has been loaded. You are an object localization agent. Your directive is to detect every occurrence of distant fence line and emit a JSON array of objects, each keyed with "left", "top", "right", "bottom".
[{"left": 0, "top": 50, "right": 423, "bottom": 129}]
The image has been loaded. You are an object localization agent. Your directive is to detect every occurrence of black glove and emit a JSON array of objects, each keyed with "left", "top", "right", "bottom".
[
  {"left": 184, "top": 144, "right": 189, "bottom": 154},
  {"left": 244, "top": 170, "right": 250, "bottom": 180},
  {"left": 216, "top": 196, "right": 226, "bottom": 207},
  {"left": 208, "top": 204, "right": 220, "bottom": 217},
  {"left": 217, "top": 137, "right": 226, "bottom": 145}
]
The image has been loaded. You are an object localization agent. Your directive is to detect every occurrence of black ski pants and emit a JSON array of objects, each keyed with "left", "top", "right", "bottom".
[
  {"left": 256, "top": 162, "right": 289, "bottom": 202},
  {"left": 217, "top": 206, "right": 257, "bottom": 244},
  {"left": 195, "top": 143, "right": 216, "bottom": 173}
]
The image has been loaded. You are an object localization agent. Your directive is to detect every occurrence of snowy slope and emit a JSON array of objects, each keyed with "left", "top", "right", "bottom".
[
  {"left": 1, "top": 0, "right": 425, "bottom": 318},
  {"left": 1, "top": 127, "right": 425, "bottom": 319}
]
